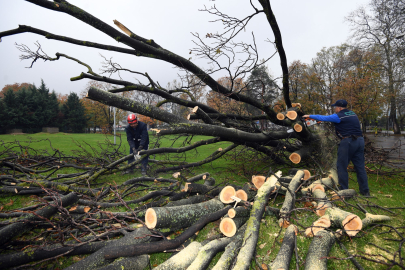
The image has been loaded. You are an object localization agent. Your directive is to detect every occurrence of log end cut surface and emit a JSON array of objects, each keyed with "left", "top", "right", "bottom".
[
  {"left": 235, "top": 190, "right": 248, "bottom": 201},
  {"left": 252, "top": 175, "right": 266, "bottom": 189},
  {"left": 343, "top": 214, "right": 362, "bottom": 236},
  {"left": 286, "top": 111, "right": 297, "bottom": 120},
  {"left": 289, "top": 153, "right": 301, "bottom": 164},
  {"left": 219, "top": 186, "right": 236, "bottom": 204},
  {"left": 294, "top": 123, "right": 303, "bottom": 132},
  {"left": 220, "top": 217, "right": 237, "bottom": 237},
  {"left": 277, "top": 113, "right": 285, "bottom": 120},
  {"left": 145, "top": 208, "right": 157, "bottom": 229}
]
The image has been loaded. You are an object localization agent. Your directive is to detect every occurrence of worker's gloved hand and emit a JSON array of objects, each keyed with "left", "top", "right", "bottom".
[{"left": 138, "top": 146, "right": 143, "bottom": 152}]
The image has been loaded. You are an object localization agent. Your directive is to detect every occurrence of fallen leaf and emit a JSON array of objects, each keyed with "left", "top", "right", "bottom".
[
  {"left": 261, "top": 264, "right": 268, "bottom": 270},
  {"left": 384, "top": 194, "right": 393, "bottom": 198},
  {"left": 84, "top": 206, "right": 91, "bottom": 213},
  {"left": 112, "top": 223, "right": 122, "bottom": 228},
  {"left": 73, "top": 256, "right": 81, "bottom": 262},
  {"left": 69, "top": 206, "right": 77, "bottom": 212},
  {"left": 259, "top": 243, "right": 267, "bottom": 249},
  {"left": 5, "top": 199, "right": 14, "bottom": 206}
]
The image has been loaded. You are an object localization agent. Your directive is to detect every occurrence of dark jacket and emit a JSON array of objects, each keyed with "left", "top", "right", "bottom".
[
  {"left": 334, "top": 109, "right": 363, "bottom": 139},
  {"left": 125, "top": 121, "right": 149, "bottom": 150}
]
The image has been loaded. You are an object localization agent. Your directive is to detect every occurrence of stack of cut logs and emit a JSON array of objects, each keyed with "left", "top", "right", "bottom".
[
  {"left": 0, "top": 170, "right": 392, "bottom": 270},
  {"left": 104, "top": 169, "right": 390, "bottom": 270}
]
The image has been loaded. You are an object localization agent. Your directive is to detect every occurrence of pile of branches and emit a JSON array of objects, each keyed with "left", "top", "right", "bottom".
[{"left": 1, "top": 140, "right": 404, "bottom": 269}]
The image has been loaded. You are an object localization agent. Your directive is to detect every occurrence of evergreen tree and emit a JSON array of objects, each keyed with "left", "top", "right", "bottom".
[
  {"left": 62, "top": 92, "right": 87, "bottom": 133},
  {"left": 1, "top": 89, "right": 21, "bottom": 129},
  {"left": 246, "top": 65, "right": 279, "bottom": 115}
]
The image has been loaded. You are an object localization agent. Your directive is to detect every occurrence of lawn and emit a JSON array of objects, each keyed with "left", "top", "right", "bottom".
[{"left": 0, "top": 132, "right": 404, "bottom": 269}]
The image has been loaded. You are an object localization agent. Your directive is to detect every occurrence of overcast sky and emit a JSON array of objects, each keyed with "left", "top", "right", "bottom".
[{"left": 0, "top": 0, "right": 371, "bottom": 96}]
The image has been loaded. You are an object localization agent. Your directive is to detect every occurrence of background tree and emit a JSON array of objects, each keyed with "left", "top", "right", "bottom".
[
  {"left": 61, "top": 92, "right": 87, "bottom": 133},
  {"left": 346, "top": 0, "right": 405, "bottom": 133}
]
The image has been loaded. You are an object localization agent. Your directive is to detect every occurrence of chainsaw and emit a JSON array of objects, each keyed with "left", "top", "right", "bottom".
[{"left": 287, "top": 117, "right": 321, "bottom": 133}]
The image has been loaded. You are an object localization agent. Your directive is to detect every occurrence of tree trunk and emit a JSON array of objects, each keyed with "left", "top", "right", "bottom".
[
  {"left": 154, "top": 241, "right": 202, "bottom": 270},
  {"left": 187, "top": 225, "right": 246, "bottom": 270},
  {"left": 145, "top": 198, "right": 224, "bottom": 229},
  {"left": 231, "top": 171, "right": 281, "bottom": 270},
  {"left": 269, "top": 224, "right": 298, "bottom": 270},
  {"left": 304, "top": 230, "right": 336, "bottom": 270},
  {"left": 324, "top": 207, "right": 362, "bottom": 236},
  {"left": 278, "top": 170, "right": 305, "bottom": 227}
]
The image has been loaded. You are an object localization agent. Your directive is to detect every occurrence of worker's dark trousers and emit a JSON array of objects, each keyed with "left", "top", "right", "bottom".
[
  {"left": 337, "top": 137, "right": 369, "bottom": 194},
  {"left": 128, "top": 145, "right": 149, "bottom": 170}
]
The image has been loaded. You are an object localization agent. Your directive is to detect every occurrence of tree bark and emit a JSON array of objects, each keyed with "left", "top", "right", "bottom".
[
  {"left": 154, "top": 241, "right": 202, "bottom": 270},
  {"left": 103, "top": 206, "right": 232, "bottom": 259},
  {"left": 269, "top": 224, "right": 298, "bottom": 270},
  {"left": 278, "top": 170, "right": 305, "bottom": 227},
  {"left": 304, "top": 230, "right": 336, "bottom": 270},
  {"left": 145, "top": 198, "right": 224, "bottom": 229}
]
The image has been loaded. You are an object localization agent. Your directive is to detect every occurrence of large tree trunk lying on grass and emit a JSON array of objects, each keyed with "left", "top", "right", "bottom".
[
  {"left": 278, "top": 170, "right": 305, "bottom": 227},
  {"left": 231, "top": 171, "right": 283, "bottom": 270},
  {"left": 304, "top": 230, "right": 336, "bottom": 270},
  {"left": 95, "top": 255, "right": 149, "bottom": 270},
  {"left": 188, "top": 224, "right": 247, "bottom": 270},
  {"left": 103, "top": 206, "right": 232, "bottom": 260},
  {"left": 145, "top": 198, "right": 224, "bottom": 229},
  {"left": 269, "top": 224, "right": 298, "bottom": 270},
  {"left": 65, "top": 227, "right": 151, "bottom": 270},
  {"left": 154, "top": 241, "right": 202, "bottom": 270},
  {"left": 0, "top": 192, "right": 78, "bottom": 247}
]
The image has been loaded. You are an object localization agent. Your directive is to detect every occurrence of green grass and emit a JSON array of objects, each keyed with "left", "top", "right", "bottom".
[{"left": 0, "top": 132, "right": 404, "bottom": 269}]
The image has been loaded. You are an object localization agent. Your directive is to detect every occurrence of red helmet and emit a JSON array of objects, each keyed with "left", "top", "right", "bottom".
[{"left": 127, "top": 114, "right": 138, "bottom": 124}]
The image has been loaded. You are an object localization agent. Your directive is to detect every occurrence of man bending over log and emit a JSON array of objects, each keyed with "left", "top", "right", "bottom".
[
  {"left": 303, "top": 99, "right": 370, "bottom": 196},
  {"left": 124, "top": 114, "right": 149, "bottom": 175}
]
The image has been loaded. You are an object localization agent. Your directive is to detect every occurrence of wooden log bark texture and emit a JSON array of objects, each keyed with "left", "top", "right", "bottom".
[
  {"left": 154, "top": 241, "right": 202, "bottom": 270},
  {"left": 304, "top": 230, "right": 336, "bottom": 270},
  {"left": 145, "top": 198, "right": 224, "bottom": 229},
  {"left": 269, "top": 224, "right": 298, "bottom": 270},
  {"left": 278, "top": 170, "right": 305, "bottom": 227}
]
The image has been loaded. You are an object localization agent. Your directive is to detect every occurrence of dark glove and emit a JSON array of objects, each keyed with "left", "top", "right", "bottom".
[{"left": 132, "top": 148, "right": 137, "bottom": 155}]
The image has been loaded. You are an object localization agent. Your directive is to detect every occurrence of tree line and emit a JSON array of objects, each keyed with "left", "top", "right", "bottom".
[{"left": 0, "top": 80, "right": 87, "bottom": 133}]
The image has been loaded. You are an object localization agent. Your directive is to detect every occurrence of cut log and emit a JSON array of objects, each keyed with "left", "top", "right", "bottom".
[
  {"left": 362, "top": 213, "right": 391, "bottom": 228},
  {"left": 277, "top": 113, "right": 285, "bottom": 120},
  {"left": 278, "top": 170, "right": 305, "bottom": 227},
  {"left": 104, "top": 206, "right": 231, "bottom": 259},
  {"left": 269, "top": 224, "right": 298, "bottom": 270},
  {"left": 286, "top": 110, "right": 298, "bottom": 120},
  {"left": 203, "top": 177, "right": 215, "bottom": 186},
  {"left": 312, "top": 188, "right": 332, "bottom": 216},
  {"left": 241, "top": 182, "right": 257, "bottom": 200},
  {"left": 219, "top": 186, "right": 236, "bottom": 204},
  {"left": 304, "top": 216, "right": 331, "bottom": 237},
  {"left": 145, "top": 198, "right": 224, "bottom": 229},
  {"left": 184, "top": 183, "right": 211, "bottom": 194},
  {"left": 154, "top": 241, "right": 202, "bottom": 270},
  {"left": 324, "top": 207, "right": 362, "bottom": 236},
  {"left": 235, "top": 189, "right": 248, "bottom": 201},
  {"left": 294, "top": 123, "right": 303, "bottom": 132},
  {"left": 292, "top": 102, "right": 301, "bottom": 108},
  {"left": 252, "top": 175, "right": 266, "bottom": 189},
  {"left": 304, "top": 230, "right": 336, "bottom": 270},
  {"left": 289, "top": 146, "right": 311, "bottom": 164},
  {"left": 303, "top": 169, "right": 311, "bottom": 180},
  {"left": 330, "top": 189, "right": 357, "bottom": 201},
  {"left": 0, "top": 192, "right": 78, "bottom": 247},
  {"left": 219, "top": 217, "right": 249, "bottom": 237},
  {"left": 187, "top": 172, "right": 210, "bottom": 183},
  {"left": 232, "top": 171, "right": 281, "bottom": 270},
  {"left": 228, "top": 206, "right": 251, "bottom": 219}
]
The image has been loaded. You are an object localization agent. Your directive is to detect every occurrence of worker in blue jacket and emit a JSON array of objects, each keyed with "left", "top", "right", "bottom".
[
  {"left": 124, "top": 114, "right": 149, "bottom": 175},
  {"left": 303, "top": 99, "right": 370, "bottom": 196}
]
